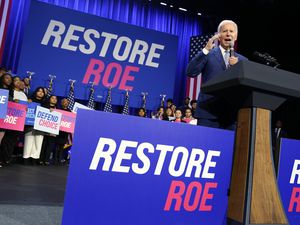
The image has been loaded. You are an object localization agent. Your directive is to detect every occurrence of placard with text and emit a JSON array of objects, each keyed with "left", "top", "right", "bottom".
[
  {"left": 17, "top": 1, "right": 178, "bottom": 110},
  {"left": 62, "top": 110, "right": 235, "bottom": 225}
]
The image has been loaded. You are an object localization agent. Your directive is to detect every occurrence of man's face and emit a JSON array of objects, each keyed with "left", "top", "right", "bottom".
[
  {"left": 219, "top": 23, "right": 237, "bottom": 49},
  {"left": 61, "top": 99, "right": 69, "bottom": 108}
]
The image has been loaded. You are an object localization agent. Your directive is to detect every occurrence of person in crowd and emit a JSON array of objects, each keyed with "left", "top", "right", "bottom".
[
  {"left": 170, "top": 109, "right": 186, "bottom": 123},
  {"left": 23, "top": 77, "right": 30, "bottom": 95},
  {"left": 23, "top": 87, "right": 46, "bottom": 165},
  {"left": 186, "top": 20, "right": 247, "bottom": 128},
  {"left": 164, "top": 107, "right": 175, "bottom": 121},
  {"left": 178, "top": 97, "right": 190, "bottom": 113},
  {"left": 0, "top": 73, "right": 12, "bottom": 150},
  {"left": 0, "top": 76, "right": 28, "bottom": 167},
  {"left": 0, "top": 67, "right": 7, "bottom": 78},
  {"left": 152, "top": 106, "right": 164, "bottom": 120},
  {"left": 54, "top": 98, "right": 71, "bottom": 165},
  {"left": 182, "top": 108, "right": 197, "bottom": 125},
  {"left": 166, "top": 99, "right": 173, "bottom": 108},
  {"left": 137, "top": 107, "right": 146, "bottom": 117},
  {"left": 0, "top": 73, "right": 12, "bottom": 90},
  {"left": 19, "top": 80, "right": 27, "bottom": 96},
  {"left": 170, "top": 104, "right": 176, "bottom": 116},
  {"left": 39, "top": 95, "right": 58, "bottom": 165},
  {"left": 190, "top": 99, "right": 197, "bottom": 117},
  {"left": 10, "top": 76, "right": 28, "bottom": 102}
]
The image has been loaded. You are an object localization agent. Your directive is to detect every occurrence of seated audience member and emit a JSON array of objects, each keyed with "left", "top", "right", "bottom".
[
  {"left": 137, "top": 107, "right": 147, "bottom": 117},
  {"left": 190, "top": 99, "right": 197, "bottom": 117},
  {"left": 166, "top": 98, "right": 173, "bottom": 108},
  {"left": 165, "top": 107, "right": 175, "bottom": 121},
  {"left": 178, "top": 97, "right": 190, "bottom": 113},
  {"left": 182, "top": 108, "right": 197, "bottom": 125},
  {"left": 170, "top": 109, "right": 186, "bottom": 123},
  {"left": 152, "top": 106, "right": 164, "bottom": 120}
]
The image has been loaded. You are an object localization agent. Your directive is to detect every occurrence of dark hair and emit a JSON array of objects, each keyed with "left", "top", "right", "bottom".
[
  {"left": 167, "top": 98, "right": 173, "bottom": 103},
  {"left": 0, "top": 73, "right": 12, "bottom": 89},
  {"left": 31, "top": 87, "right": 46, "bottom": 103},
  {"left": 190, "top": 100, "right": 197, "bottom": 105}
]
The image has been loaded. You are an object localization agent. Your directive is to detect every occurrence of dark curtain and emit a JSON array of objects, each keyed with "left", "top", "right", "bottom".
[{"left": 2, "top": 0, "right": 202, "bottom": 109}]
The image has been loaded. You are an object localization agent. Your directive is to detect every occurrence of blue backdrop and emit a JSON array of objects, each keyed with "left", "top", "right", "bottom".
[
  {"left": 17, "top": 1, "right": 179, "bottom": 110},
  {"left": 2, "top": 0, "right": 202, "bottom": 107}
]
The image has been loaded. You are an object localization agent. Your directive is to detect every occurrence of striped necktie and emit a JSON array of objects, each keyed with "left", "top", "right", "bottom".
[{"left": 224, "top": 50, "right": 230, "bottom": 68}]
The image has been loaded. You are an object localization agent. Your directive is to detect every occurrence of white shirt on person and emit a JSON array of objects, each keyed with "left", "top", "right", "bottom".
[{"left": 13, "top": 90, "right": 28, "bottom": 101}]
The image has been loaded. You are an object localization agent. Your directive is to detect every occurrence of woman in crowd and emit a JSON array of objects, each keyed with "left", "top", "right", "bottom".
[
  {"left": 137, "top": 107, "right": 146, "bottom": 117},
  {"left": 39, "top": 95, "right": 58, "bottom": 165},
  {"left": 23, "top": 87, "right": 46, "bottom": 165},
  {"left": 0, "top": 76, "right": 28, "bottom": 167},
  {"left": 182, "top": 108, "right": 197, "bottom": 125},
  {"left": 170, "top": 109, "right": 186, "bottom": 123}
]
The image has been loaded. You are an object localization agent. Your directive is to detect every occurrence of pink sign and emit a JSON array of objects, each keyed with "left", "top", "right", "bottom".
[
  {"left": 0, "top": 101, "right": 27, "bottom": 131},
  {"left": 54, "top": 109, "right": 76, "bottom": 133}
]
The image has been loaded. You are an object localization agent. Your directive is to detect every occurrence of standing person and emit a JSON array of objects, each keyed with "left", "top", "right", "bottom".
[
  {"left": 22, "top": 87, "right": 46, "bottom": 165},
  {"left": 0, "top": 73, "right": 12, "bottom": 155},
  {"left": 0, "top": 76, "right": 28, "bottom": 166},
  {"left": 186, "top": 20, "right": 247, "bottom": 128},
  {"left": 54, "top": 98, "right": 71, "bottom": 165},
  {"left": 39, "top": 95, "right": 58, "bottom": 165}
]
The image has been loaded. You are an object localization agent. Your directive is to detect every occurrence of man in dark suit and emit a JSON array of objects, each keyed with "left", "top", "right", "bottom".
[{"left": 186, "top": 20, "right": 247, "bottom": 128}]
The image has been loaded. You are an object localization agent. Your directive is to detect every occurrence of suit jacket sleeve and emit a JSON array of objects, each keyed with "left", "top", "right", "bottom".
[{"left": 186, "top": 51, "right": 208, "bottom": 78}]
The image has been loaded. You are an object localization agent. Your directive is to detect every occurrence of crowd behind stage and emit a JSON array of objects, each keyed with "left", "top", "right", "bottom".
[{"left": 0, "top": 67, "right": 199, "bottom": 168}]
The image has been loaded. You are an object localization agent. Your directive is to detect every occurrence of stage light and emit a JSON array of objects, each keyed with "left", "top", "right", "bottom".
[
  {"left": 170, "top": 5, "right": 174, "bottom": 8},
  {"left": 179, "top": 7, "right": 187, "bottom": 11},
  {"left": 197, "top": 12, "right": 202, "bottom": 16},
  {"left": 160, "top": 2, "right": 167, "bottom": 6}
]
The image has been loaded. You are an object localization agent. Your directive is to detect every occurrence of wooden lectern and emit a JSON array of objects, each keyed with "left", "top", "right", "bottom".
[{"left": 201, "top": 60, "right": 300, "bottom": 225}]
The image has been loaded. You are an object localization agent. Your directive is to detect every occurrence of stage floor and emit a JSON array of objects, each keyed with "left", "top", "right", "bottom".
[{"left": 0, "top": 164, "right": 68, "bottom": 225}]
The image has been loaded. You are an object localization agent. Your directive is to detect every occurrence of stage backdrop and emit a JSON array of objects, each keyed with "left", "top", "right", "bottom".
[
  {"left": 17, "top": 0, "right": 178, "bottom": 110},
  {"left": 62, "top": 110, "right": 235, "bottom": 225}
]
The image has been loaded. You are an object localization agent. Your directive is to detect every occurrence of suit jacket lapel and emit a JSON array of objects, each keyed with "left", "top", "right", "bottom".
[{"left": 213, "top": 47, "right": 226, "bottom": 70}]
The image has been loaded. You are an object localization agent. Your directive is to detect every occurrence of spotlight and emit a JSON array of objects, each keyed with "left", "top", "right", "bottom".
[
  {"left": 179, "top": 7, "right": 187, "bottom": 11},
  {"left": 160, "top": 2, "right": 167, "bottom": 6},
  {"left": 197, "top": 12, "right": 202, "bottom": 16}
]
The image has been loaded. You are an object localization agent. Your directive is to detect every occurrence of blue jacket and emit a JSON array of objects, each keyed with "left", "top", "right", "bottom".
[{"left": 186, "top": 46, "right": 247, "bottom": 120}]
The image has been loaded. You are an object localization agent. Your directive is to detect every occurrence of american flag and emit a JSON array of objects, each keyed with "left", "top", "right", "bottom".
[
  {"left": 67, "top": 81, "right": 75, "bottom": 111},
  {"left": 103, "top": 87, "right": 112, "bottom": 112},
  {"left": 45, "top": 79, "right": 53, "bottom": 99},
  {"left": 87, "top": 86, "right": 95, "bottom": 109},
  {"left": 0, "top": 0, "right": 12, "bottom": 63},
  {"left": 186, "top": 34, "right": 213, "bottom": 101},
  {"left": 122, "top": 91, "right": 129, "bottom": 115}
]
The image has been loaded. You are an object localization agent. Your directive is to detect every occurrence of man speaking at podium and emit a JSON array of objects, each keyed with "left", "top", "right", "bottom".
[{"left": 187, "top": 20, "right": 247, "bottom": 128}]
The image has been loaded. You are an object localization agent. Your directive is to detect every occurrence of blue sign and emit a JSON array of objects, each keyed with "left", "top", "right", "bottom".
[
  {"left": 25, "top": 102, "right": 40, "bottom": 126},
  {"left": 0, "top": 89, "right": 9, "bottom": 118},
  {"left": 62, "top": 110, "right": 235, "bottom": 225},
  {"left": 278, "top": 138, "right": 300, "bottom": 225},
  {"left": 17, "top": 1, "right": 178, "bottom": 110}
]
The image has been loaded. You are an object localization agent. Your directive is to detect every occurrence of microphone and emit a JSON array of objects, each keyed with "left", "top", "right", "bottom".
[{"left": 229, "top": 41, "right": 235, "bottom": 57}]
